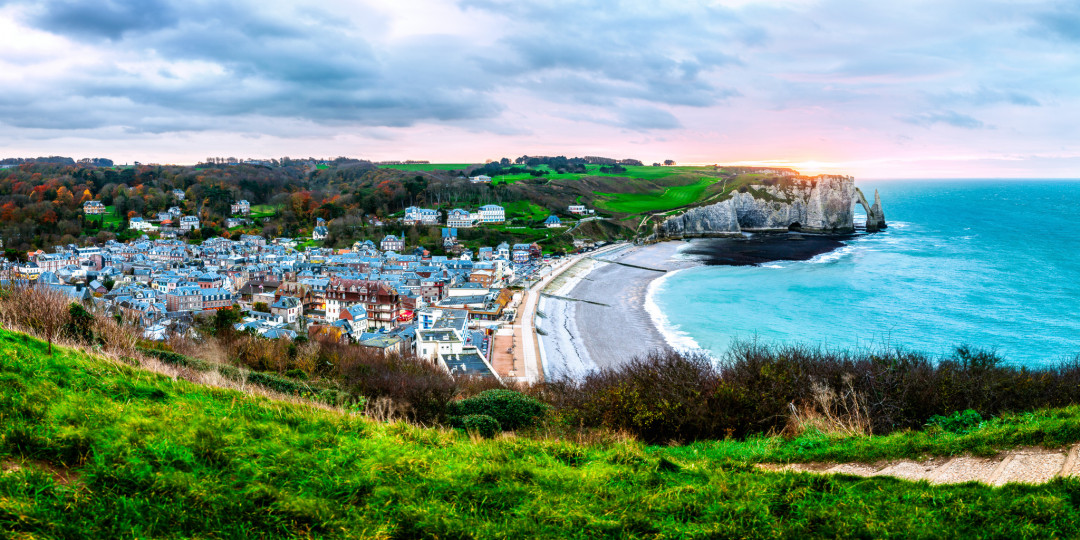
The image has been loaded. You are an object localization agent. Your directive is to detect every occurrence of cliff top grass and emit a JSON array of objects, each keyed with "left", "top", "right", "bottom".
[{"left": 6, "top": 328, "right": 1080, "bottom": 538}]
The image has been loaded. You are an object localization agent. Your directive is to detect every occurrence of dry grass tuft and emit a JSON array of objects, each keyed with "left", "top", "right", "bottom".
[{"left": 787, "top": 375, "right": 871, "bottom": 437}]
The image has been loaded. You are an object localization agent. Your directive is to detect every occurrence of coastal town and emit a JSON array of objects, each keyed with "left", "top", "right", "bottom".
[{"left": 4, "top": 196, "right": 611, "bottom": 383}]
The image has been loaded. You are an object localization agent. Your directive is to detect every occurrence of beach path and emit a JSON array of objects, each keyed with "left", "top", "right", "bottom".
[{"left": 759, "top": 445, "right": 1080, "bottom": 486}]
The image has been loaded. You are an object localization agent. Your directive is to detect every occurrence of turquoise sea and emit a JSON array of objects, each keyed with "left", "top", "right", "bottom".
[{"left": 649, "top": 180, "right": 1080, "bottom": 367}]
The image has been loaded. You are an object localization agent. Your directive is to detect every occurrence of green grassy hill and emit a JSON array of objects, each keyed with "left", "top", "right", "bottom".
[{"left": 5, "top": 329, "right": 1080, "bottom": 538}]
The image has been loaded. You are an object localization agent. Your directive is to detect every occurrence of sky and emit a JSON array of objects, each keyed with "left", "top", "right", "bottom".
[{"left": 0, "top": 0, "right": 1078, "bottom": 178}]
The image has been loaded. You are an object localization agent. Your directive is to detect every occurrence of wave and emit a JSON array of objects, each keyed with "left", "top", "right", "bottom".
[
  {"left": 644, "top": 268, "right": 708, "bottom": 354},
  {"left": 805, "top": 244, "right": 857, "bottom": 264}
]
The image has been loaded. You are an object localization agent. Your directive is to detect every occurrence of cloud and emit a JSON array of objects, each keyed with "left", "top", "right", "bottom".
[
  {"left": 0, "top": 0, "right": 1077, "bottom": 177},
  {"left": 0, "top": 0, "right": 505, "bottom": 132},
  {"left": 27, "top": 0, "right": 178, "bottom": 40},
  {"left": 615, "top": 106, "right": 683, "bottom": 130},
  {"left": 936, "top": 87, "right": 1041, "bottom": 107},
  {"left": 1034, "top": 4, "right": 1080, "bottom": 41},
  {"left": 464, "top": 0, "right": 747, "bottom": 109},
  {"left": 899, "top": 110, "right": 987, "bottom": 130}
]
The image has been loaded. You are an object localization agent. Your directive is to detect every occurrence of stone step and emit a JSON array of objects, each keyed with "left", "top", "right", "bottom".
[{"left": 1060, "top": 445, "right": 1080, "bottom": 477}]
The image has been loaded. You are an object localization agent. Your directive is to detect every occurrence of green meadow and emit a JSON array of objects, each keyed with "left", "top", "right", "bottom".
[
  {"left": 501, "top": 200, "right": 551, "bottom": 222},
  {"left": 5, "top": 328, "right": 1080, "bottom": 538},
  {"left": 376, "top": 163, "right": 476, "bottom": 171},
  {"left": 249, "top": 204, "right": 279, "bottom": 219},
  {"left": 593, "top": 177, "right": 720, "bottom": 214}
]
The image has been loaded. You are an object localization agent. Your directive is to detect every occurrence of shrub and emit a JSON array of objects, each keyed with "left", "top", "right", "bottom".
[
  {"left": 138, "top": 347, "right": 211, "bottom": 371},
  {"left": 64, "top": 303, "right": 94, "bottom": 344},
  {"left": 927, "top": 409, "right": 984, "bottom": 434},
  {"left": 535, "top": 344, "right": 1080, "bottom": 442},
  {"left": 536, "top": 350, "right": 720, "bottom": 443},
  {"left": 448, "top": 389, "right": 550, "bottom": 431},
  {"left": 452, "top": 414, "right": 501, "bottom": 438},
  {"left": 328, "top": 341, "right": 457, "bottom": 424},
  {"left": 246, "top": 371, "right": 310, "bottom": 396}
]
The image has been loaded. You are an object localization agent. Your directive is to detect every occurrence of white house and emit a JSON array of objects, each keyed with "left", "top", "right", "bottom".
[
  {"left": 544, "top": 215, "right": 563, "bottom": 228},
  {"left": 312, "top": 226, "right": 328, "bottom": 240},
  {"left": 469, "top": 175, "right": 492, "bottom": 183},
  {"left": 477, "top": 204, "right": 505, "bottom": 223},
  {"left": 446, "top": 209, "right": 473, "bottom": 228},
  {"left": 129, "top": 217, "right": 157, "bottom": 232},
  {"left": 416, "top": 328, "right": 464, "bottom": 361},
  {"left": 568, "top": 204, "right": 587, "bottom": 214},
  {"left": 179, "top": 215, "right": 200, "bottom": 231},
  {"left": 172, "top": 189, "right": 186, "bottom": 201},
  {"left": 231, "top": 200, "right": 251, "bottom": 215},
  {"left": 403, "top": 206, "right": 439, "bottom": 225}
]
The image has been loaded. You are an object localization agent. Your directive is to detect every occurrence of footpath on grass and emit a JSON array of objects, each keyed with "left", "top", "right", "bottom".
[{"left": 761, "top": 444, "right": 1080, "bottom": 486}]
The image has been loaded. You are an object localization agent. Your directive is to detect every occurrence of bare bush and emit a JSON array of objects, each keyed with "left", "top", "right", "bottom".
[
  {"left": 324, "top": 341, "right": 457, "bottom": 424},
  {"left": 364, "top": 396, "right": 408, "bottom": 423},
  {"left": 92, "top": 312, "right": 141, "bottom": 358},
  {"left": 787, "top": 376, "right": 871, "bottom": 437},
  {"left": 0, "top": 286, "right": 74, "bottom": 355}
]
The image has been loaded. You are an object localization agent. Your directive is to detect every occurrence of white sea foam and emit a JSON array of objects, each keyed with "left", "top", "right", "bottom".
[
  {"left": 805, "top": 244, "right": 856, "bottom": 264},
  {"left": 645, "top": 268, "right": 707, "bottom": 354},
  {"left": 670, "top": 240, "right": 699, "bottom": 261}
]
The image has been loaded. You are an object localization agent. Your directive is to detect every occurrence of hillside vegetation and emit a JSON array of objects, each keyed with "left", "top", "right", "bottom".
[{"left": 5, "top": 329, "right": 1080, "bottom": 538}]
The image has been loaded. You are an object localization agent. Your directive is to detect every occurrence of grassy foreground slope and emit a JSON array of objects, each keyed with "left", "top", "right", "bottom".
[{"left": 5, "top": 330, "right": 1080, "bottom": 538}]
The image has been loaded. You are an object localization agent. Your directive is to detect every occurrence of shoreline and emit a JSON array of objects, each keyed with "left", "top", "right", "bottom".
[
  {"left": 643, "top": 265, "right": 705, "bottom": 353},
  {"left": 540, "top": 235, "right": 855, "bottom": 378}
]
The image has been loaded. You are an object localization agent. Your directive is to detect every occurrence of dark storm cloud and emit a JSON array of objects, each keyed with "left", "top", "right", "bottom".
[{"left": 1, "top": 0, "right": 503, "bottom": 133}]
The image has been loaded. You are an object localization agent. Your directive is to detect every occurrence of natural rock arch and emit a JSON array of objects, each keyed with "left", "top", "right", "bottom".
[{"left": 854, "top": 188, "right": 887, "bottom": 232}]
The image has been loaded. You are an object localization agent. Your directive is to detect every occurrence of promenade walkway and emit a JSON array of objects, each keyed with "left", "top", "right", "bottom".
[{"left": 492, "top": 243, "right": 626, "bottom": 383}]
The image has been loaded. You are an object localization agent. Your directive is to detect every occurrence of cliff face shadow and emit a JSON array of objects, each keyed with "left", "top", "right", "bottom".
[{"left": 680, "top": 232, "right": 859, "bottom": 266}]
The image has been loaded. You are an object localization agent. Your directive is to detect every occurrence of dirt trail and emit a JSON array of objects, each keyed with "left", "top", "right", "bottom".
[{"left": 760, "top": 445, "right": 1080, "bottom": 486}]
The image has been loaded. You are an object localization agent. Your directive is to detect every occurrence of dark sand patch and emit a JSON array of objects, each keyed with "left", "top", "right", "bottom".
[{"left": 680, "top": 233, "right": 855, "bottom": 266}]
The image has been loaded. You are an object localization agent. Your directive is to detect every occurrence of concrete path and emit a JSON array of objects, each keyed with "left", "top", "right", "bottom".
[{"left": 760, "top": 445, "right": 1080, "bottom": 486}]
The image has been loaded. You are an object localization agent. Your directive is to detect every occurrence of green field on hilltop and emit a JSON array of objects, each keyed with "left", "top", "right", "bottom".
[
  {"left": 100, "top": 206, "right": 124, "bottom": 226},
  {"left": 492, "top": 164, "right": 698, "bottom": 186},
  {"left": 376, "top": 163, "right": 476, "bottom": 171},
  {"left": 502, "top": 200, "right": 552, "bottom": 222},
  {"left": 5, "top": 328, "right": 1080, "bottom": 537},
  {"left": 249, "top": 204, "right": 279, "bottom": 219},
  {"left": 593, "top": 177, "right": 719, "bottom": 214}
]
